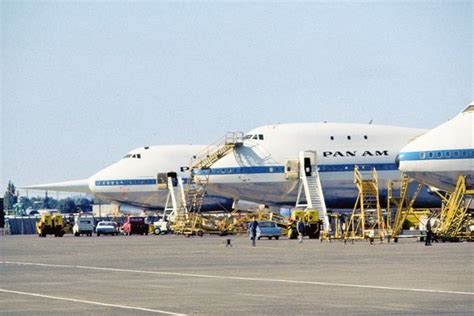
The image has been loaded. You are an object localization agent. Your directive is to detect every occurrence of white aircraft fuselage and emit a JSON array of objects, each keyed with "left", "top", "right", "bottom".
[
  {"left": 25, "top": 122, "right": 444, "bottom": 212},
  {"left": 24, "top": 145, "right": 235, "bottom": 212},
  {"left": 398, "top": 103, "right": 474, "bottom": 192},
  {"left": 197, "top": 122, "right": 440, "bottom": 208}
]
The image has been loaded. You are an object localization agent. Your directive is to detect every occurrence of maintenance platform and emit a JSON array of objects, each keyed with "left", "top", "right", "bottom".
[{"left": 0, "top": 235, "right": 472, "bottom": 315}]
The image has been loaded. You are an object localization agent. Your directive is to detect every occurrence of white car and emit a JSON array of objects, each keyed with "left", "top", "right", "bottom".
[{"left": 96, "top": 221, "right": 118, "bottom": 236}]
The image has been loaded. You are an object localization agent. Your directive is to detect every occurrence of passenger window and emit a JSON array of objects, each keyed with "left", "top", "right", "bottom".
[
  {"left": 347, "top": 136, "right": 351, "bottom": 140},
  {"left": 420, "top": 152, "right": 426, "bottom": 159},
  {"left": 445, "top": 152, "right": 450, "bottom": 158},
  {"left": 437, "top": 152, "right": 442, "bottom": 158},
  {"left": 454, "top": 151, "right": 459, "bottom": 157},
  {"left": 364, "top": 135, "right": 368, "bottom": 140},
  {"left": 428, "top": 152, "right": 434, "bottom": 158},
  {"left": 330, "top": 136, "right": 334, "bottom": 140}
]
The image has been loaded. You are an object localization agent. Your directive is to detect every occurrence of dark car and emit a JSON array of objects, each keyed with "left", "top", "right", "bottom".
[{"left": 121, "top": 217, "right": 149, "bottom": 235}]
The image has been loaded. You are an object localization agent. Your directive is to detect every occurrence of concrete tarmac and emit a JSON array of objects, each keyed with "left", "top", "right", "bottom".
[{"left": 0, "top": 234, "right": 473, "bottom": 315}]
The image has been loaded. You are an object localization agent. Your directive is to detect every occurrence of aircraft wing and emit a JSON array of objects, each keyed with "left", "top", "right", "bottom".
[{"left": 20, "top": 179, "right": 91, "bottom": 193}]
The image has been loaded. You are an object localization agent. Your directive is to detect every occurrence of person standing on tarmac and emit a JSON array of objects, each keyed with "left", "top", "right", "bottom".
[
  {"left": 425, "top": 217, "right": 433, "bottom": 246},
  {"left": 248, "top": 218, "right": 259, "bottom": 247},
  {"left": 297, "top": 218, "right": 305, "bottom": 243}
]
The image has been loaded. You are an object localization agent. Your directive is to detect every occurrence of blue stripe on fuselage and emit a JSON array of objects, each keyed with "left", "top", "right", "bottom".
[
  {"left": 95, "top": 179, "right": 157, "bottom": 186},
  {"left": 399, "top": 149, "right": 474, "bottom": 161},
  {"left": 95, "top": 163, "right": 399, "bottom": 186},
  {"left": 95, "top": 178, "right": 192, "bottom": 186},
  {"left": 193, "top": 163, "right": 398, "bottom": 175}
]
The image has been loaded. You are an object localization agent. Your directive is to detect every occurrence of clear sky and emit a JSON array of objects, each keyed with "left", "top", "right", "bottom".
[{"left": 1, "top": 1, "right": 472, "bottom": 194}]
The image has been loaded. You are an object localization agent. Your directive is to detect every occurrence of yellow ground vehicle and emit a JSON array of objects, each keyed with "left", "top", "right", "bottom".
[
  {"left": 36, "top": 213, "right": 65, "bottom": 237},
  {"left": 287, "top": 210, "right": 322, "bottom": 239}
]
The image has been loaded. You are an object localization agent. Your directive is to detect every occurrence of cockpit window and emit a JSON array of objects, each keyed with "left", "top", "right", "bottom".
[
  {"left": 462, "top": 104, "right": 474, "bottom": 113},
  {"left": 123, "top": 153, "right": 141, "bottom": 159},
  {"left": 244, "top": 134, "right": 264, "bottom": 140}
]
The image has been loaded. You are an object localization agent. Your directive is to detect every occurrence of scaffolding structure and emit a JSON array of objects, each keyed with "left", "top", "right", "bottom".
[
  {"left": 389, "top": 173, "right": 425, "bottom": 241},
  {"left": 170, "top": 132, "right": 244, "bottom": 236},
  {"left": 344, "top": 166, "right": 385, "bottom": 242},
  {"left": 435, "top": 176, "right": 473, "bottom": 241}
]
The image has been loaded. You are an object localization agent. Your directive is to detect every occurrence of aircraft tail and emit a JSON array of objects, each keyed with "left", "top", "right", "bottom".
[{"left": 20, "top": 179, "right": 91, "bottom": 193}]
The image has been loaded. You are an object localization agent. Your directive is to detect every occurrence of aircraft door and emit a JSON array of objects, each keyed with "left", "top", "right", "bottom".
[
  {"left": 299, "top": 151, "right": 317, "bottom": 177},
  {"left": 157, "top": 172, "right": 178, "bottom": 189},
  {"left": 304, "top": 158, "right": 312, "bottom": 176},
  {"left": 285, "top": 159, "right": 299, "bottom": 180},
  {"left": 167, "top": 172, "right": 178, "bottom": 187},
  {"left": 156, "top": 173, "right": 167, "bottom": 190}
]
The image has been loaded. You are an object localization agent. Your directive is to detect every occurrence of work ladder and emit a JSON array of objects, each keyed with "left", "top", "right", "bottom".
[
  {"left": 186, "top": 132, "right": 244, "bottom": 214},
  {"left": 169, "top": 132, "right": 244, "bottom": 236},
  {"left": 165, "top": 176, "right": 205, "bottom": 236},
  {"left": 436, "top": 175, "right": 473, "bottom": 240},
  {"left": 344, "top": 166, "right": 385, "bottom": 242},
  {"left": 295, "top": 151, "right": 330, "bottom": 230},
  {"left": 191, "top": 132, "right": 244, "bottom": 170},
  {"left": 390, "top": 174, "right": 424, "bottom": 240}
]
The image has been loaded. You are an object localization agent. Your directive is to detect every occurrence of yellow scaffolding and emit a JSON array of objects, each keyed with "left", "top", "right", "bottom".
[
  {"left": 390, "top": 174, "right": 425, "bottom": 241},
  {"left": 436, "top": 176, "right": 473, "bottom": 241},
  {"left": 320, "top": 213, "right": 343, "bottom": 242},
  {"left": 171, "top": 133, "right": 244, "bottom": 236},
  {"left": 344, "top": 166, "right": 385, "bottom": 243}
]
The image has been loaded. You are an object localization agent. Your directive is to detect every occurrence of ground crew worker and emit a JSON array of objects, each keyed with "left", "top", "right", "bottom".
[
  {"left": 248, "top": 218, "right": 259, "bottom": 247},
  {"left": 297, "top": 218, "right": 305, "bottom": 243},
  {"left": 425, "top": 217, "right": 432, "bottom": 246}
]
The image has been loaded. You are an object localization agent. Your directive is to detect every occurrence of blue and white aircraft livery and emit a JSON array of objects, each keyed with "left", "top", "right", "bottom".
[
  {"left": 24, "top": 122, "right": 442, "bottom": 212},
  {"left": 196, "top": 122, "right": 440, "bottom": 208},
  {"left": 24, "top": 145, "right": 234, "bottom": 213},
  {"left": 398, "top": 102, "right": 474, "bottom": 192}
]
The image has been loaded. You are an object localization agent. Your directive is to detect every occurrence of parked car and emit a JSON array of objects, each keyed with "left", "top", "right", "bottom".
[
  {"left": 96, "top": 221, "right": 118, "bottom": 236},
  {"left": 256, "top": 221, "right": 282, "bottom": 240},
  {"left": 121, "top": 216, "right": 149, "bottom": 235},
  {"left": 73, "top": 215, "right": 94, "bottom": 237}
]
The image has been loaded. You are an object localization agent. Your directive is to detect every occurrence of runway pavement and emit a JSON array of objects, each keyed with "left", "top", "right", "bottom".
[{"left": 1, "top": 234, "right": 472, "bottom": 315}]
